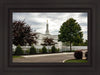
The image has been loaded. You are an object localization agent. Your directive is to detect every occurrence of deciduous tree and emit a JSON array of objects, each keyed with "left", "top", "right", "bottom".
[
  {"left": 58, "top": 18, "right": 83, "bottom": 51},
  {"left": 12, "top": 20, "right": 38, "bottom": 46},
  {"left": 41, "top": 37, "right": 57, "bottom": 46}
]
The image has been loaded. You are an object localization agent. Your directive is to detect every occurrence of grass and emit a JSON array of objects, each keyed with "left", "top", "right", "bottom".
[
  {"left": 62, "top": 50, "right": 76, "bottom": 52},
  {"left": 13, "top": 55, "right": 22, "bottom": 58},
  {"left": 64, "top": 59, "right": 88, "bottom": 63}
]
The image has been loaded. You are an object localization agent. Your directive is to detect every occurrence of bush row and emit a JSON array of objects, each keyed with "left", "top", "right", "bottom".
[{"left": 14, "top": 45, "right": 60, "bottom": 55}]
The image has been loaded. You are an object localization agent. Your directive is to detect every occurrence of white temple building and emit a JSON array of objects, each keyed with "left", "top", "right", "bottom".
[{"left": 33, "top": 20, "right": 62, "bottom": 49}]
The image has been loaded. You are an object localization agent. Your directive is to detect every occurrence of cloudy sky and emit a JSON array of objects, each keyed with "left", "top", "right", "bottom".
[{"left": 13, "top": 12, "right": 88, "bottom": 40}]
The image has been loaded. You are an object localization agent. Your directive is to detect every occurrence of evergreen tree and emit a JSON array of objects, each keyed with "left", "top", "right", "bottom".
[
  {"left": 29, "top": 45, "right": 36, "bottom": 54},
  {"left": 51, "top": 46, "right": 57, "bottom": 53},
  {"left": 15, "top": 45, "right": 24, "bottom": 55},
  {"left": 42, "top": 46, "right": 47, "bottom": 53}
]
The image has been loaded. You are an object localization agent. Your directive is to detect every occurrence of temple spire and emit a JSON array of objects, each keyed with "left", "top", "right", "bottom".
[
  {"left": 45, "top": 20, "right": 49, "bottom": 34},
  {"left": 47, "top": 20, "right": 48, "bottom": 23}
]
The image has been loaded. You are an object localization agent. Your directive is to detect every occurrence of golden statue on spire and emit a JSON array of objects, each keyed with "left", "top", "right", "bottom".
[{"left": 47, "top": 20, "right": 48, "bottom": 23}]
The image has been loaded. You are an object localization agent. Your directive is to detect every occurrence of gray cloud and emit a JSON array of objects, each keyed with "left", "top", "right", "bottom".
[
  {"left": 51, "top": 30, "right": 59, "bottom": 35},
  {"left": 83, "top": 31, "right": 87, "bottom": 34},
  {"left": 79, "top": 23, "right": 87, "bottom": 26},
  {"left": 27, "top": 21, "right": 42, "bottom": 26},
  {"left": 13, "top": 12, "right": 88, "bottom": 40},
  {"left": 80, "top": 13, "right": 87, "bottom": 17}
]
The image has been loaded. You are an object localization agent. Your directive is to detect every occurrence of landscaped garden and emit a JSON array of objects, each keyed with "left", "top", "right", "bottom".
[
  {"left": 13, "top": 44, "right": 88, "bottom": 63},
  {"left": 13, "top": 55, "right": 22, "bottom": 58},
  {"left": 64, "top": 59, "right": 87, "bottom": 63},
  {"left": 64, "top": 50, "right": 88, "bottom": 63},
  {"left": 13, "top": 45, "right": 60, "bottom": 56}
]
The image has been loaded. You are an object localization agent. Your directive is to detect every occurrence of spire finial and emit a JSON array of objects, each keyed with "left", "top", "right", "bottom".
[{"left": 47, "top": 20, "right": 48, "bottom": 23}]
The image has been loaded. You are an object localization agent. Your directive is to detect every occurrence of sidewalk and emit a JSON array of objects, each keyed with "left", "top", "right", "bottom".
[
  {"left": 22, "top": 52, "right": 74, "bottom": 58},
  {"left": 13, "top": 51, "right": 87, "bottom": 63}
]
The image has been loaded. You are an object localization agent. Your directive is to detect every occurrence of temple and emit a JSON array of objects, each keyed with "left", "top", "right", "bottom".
[{"left": 33, "top": 20, "right": 62, "bottom": 50}]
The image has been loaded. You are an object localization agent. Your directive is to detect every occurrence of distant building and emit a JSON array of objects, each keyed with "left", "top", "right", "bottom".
[{"left": 33, "top": 20, "right": 62, "bottom": 49}]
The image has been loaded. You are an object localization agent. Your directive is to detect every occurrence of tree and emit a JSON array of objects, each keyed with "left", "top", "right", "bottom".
[
  {"left": 29, "top": 45, "right": 36, "bottom": 54},
  {"left": 41, "top": 37, "right": 57, "bottom": 46},
  {"left": 42, "top": 46, "right": 47, "bottom": 53},
  {"left": 12, "top": 20, "right": 38, "bottom": 46},
  {"left": 58, "top": 18, "right": 83, "bottom": 51},
  {"left": 73, "top": 40, "right": 88, "bottom": 46},
  {"left": 62, "top": 42, "right": 70, "bottom": 46},
  {"left": 51, "top": 46, "right": 57, "bottom": 53},
  {"left": 14, "top": 45, "right": 24, "bottom": 55},
  {"left": 84, "top": 40, "right": 88, "bottom": 46}
]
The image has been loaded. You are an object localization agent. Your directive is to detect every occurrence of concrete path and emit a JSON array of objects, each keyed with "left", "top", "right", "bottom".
[
  {"left": 13, "top": 52, "right": 75, "bottom": 63},
  {"left": 13, "top": 51, "right": 86, "bottom": 63}
]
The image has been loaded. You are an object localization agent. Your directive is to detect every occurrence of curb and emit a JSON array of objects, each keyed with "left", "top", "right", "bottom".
[{"left": 62, "top": 59, "right": 67, "bottom": 63}]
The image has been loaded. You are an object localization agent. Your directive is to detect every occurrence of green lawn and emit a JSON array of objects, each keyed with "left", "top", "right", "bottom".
[
  {"left": 64, "top": 59, "right": 88, "bottom": 63},
  {"left": 13, "top": 55, "right": 22, "bottom": 58},
  {"left": 62, "top": 50, "right": 76, "bottom": 52}
]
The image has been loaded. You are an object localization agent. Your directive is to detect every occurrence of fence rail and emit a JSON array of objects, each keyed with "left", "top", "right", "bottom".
[{"left": 13, "top": 45, "right": 87, "bottom": 52}]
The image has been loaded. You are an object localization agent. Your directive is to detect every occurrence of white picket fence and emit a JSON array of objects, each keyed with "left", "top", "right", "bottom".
[
  {"left": 13, "top": 45, "right": 54, "bottom": 54},
  {"left": 13, "top": 45, "right": 87, "bottom": 54},
  {"left": 62, "top": 46, "right": 87, "bottom": 51}
]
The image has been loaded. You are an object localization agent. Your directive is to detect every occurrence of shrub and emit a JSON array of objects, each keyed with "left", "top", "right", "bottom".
[
  {"left": 25, "top": 49, "right": 30, "bottom": 54},
  {"left": 48, "top": 49, "right": 52, "bottom": 53},
  {"left": 85, "top": 51, "right": 88, "bottom": 60},
  {"left": 51, "top": 46, "right": 57, "bottom": 53},
  {"left": 56, "top": 48, "right": 60, "bottom": 53},
  {"left": 74, "top": 50, "right": 83, "bottom": 59},
  {"left": 29, "top": 45, "right": 36, "bottom": 54},
  {"left": 42, "top": 46, "right": 47, "bottom": 53},
  {"left": 15, "top": 45, "right": 24, "bottom": 55},
  {"left": 39, "top": 49, "right": 42, "bottom": 54}
]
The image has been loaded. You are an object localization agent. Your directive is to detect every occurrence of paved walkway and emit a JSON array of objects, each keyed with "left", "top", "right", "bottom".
[{"left": 13, "top": 51, "right": 86, "bottom": 63}]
